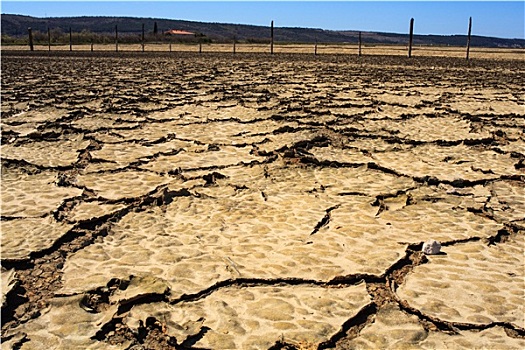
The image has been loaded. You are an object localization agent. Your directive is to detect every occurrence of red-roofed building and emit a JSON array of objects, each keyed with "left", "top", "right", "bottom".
[{"left": 164, "top": 29, "right": 194, "bottom": 36}]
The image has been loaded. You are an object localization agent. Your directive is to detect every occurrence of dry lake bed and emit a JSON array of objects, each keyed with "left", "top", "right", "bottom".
[{"left": 1, "top": 49, "right": 524, "bottom": 349}]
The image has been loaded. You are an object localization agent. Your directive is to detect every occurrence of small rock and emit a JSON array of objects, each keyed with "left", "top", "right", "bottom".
[
  {"left": 15, "top": 305, "right": 28, "bottom": 318},
  {"left": 128, "top": 345, "right": 145, "bottom": 350},
  {"left": 422, "top": 240, "right": 441, "bottom": 255}
]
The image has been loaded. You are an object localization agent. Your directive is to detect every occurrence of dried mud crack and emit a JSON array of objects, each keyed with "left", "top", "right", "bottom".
[{"left": 1, "top": 51, "right": 524, "bottom": 349}]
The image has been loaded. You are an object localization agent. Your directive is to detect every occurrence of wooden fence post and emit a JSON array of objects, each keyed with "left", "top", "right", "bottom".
[
  {"left": 169, "top": 43, "right": 172, "bottom": 52},
  {"left": 270, "top": 20, "right": 274, "bottom": 54},
  {"left": 199, "top": 42, "right": 202, "bottom": 53},
  {"left": 141, "top": 23, "right": 145, "bottom": 52},
  {"left": 115, "top": 25, "right": 118, "bottom": 52},
  {"left": 28, "top": 27, "right": 34, "bottom": 51},
  {"left": 233, "top": 36, "right": 236, "bottom": 54},
  {"left": 69, "top": 27, "right": 72, "bottom": 51},
  {"left": 408, "top": 18, "right": 414, "bottom": 58},
  {"left": 91, "top": 39, "right": 93, "bottom": 52},
  {"left": 314, "top": 38, "right": 317, "bottom": 55},
  {"left": 358, "top": 31, "right": 362, "bottom": 56},
  {"left": 466, "top": 17, "right": 472, "bottom": 60},
  {"left": 47, "top": 27, "right": 51, "bottom": 51}
]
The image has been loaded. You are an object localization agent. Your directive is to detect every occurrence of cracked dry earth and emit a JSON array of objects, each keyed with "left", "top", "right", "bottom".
[{"left": 1, "top": 51, "right": 524, "bottom": 350}]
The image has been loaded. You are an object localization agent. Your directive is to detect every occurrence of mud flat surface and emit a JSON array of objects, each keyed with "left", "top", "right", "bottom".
[{"left": 1, "top": 51, "right": 524, "bottom": 349}]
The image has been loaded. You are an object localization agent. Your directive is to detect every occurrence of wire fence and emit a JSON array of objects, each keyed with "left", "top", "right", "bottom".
[{"left": 2, "top": 18, "right": 523, "bottom": 60}]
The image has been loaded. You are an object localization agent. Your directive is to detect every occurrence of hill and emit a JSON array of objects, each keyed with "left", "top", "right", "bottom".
[{"left": 1, "top": 14, "right": 524, "bottom": 48}]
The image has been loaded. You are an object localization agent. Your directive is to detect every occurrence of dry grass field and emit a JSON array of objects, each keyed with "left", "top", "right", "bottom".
[
  {"left": 3, "top": 43, "right": 525, "bottom": 59},
  {"left": 1, "top": 48, "right": 524, "bottom": 349}
]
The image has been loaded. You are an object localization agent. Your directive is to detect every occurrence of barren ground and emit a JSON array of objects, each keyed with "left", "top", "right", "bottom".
[{"left": 1, "top": 50, "right": 524, "bottom": 349}]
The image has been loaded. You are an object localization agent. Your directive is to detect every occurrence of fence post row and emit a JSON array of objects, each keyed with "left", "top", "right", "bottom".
[
  {"left": 408, "top": 18, "right": 414, "bottom": 58},
  {"left": 466, "top": 17, "right": 472, "bottom": 60},
  {"left": 28, "top": 27, "right": 34, "bottom": 51},
  {"left": 24, "top": 17, "right": 476, "bottom": 57},
  {"left": 270, "top": 20, "right": 274, "bottom": 54}
]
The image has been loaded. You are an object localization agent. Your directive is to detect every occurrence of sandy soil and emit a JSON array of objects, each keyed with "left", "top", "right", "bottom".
[
  {"left": 3, "top": 43, "right": 525, "bottom": 60},
  {"left": 1, "top": 50, "right": 524, "bottom": 349}
]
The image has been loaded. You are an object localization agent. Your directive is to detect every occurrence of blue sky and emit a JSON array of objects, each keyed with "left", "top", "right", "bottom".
[{"left": 2, "top": 1, "right": 524, "bottom": 39}]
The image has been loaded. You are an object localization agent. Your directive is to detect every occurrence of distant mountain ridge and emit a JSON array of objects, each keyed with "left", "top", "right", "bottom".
[{"left": 2, "top": 14, "right": 524, "bottom": 48}]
